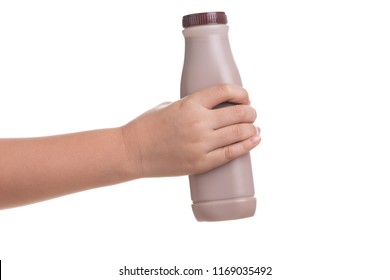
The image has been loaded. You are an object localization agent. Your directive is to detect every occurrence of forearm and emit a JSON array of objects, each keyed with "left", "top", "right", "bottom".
[{"left": 0, "top": 127, "right": 136, "bottom": 209}]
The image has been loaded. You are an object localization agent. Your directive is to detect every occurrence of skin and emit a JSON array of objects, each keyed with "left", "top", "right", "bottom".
[{"left": 0, "top": 84, "right": 261, "bottom": 210}]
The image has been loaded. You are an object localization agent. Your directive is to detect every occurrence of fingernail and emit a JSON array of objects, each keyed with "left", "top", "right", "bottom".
[
  {"left": 251, "top": 135, "right": 261, "bottom": 144},
  {"left": 256, "top": 126, "right": 261, "bottom": 135}
]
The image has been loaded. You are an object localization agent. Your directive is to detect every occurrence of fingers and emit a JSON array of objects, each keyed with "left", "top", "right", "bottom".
[
  {"left": 188, "top": 84, "right": 256, "bottom": 129},
  {"left": 190, "top": 84, "right": 250, "bottom": 109},
  {"left": 208, "top": 124, "right": 259, "bottom": 151},
  {"left": 206, "top": 133, "right": 261, "bottom": 169},
  {"left": 177, "top": 83, "right": 261, "bottom": 173},
  {"left": 211, "top": 104, "right": 257, "bottom": 129}
]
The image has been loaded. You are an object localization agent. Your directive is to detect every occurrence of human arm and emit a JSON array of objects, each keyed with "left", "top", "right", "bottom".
[
  {"left": 0, "top": 128, "right": 131, "bottom": 209},
  {"left": 0, "top": 84, "right": 260, "bottom": 209}
]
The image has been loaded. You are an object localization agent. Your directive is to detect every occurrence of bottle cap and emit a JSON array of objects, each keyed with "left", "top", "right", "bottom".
[{"left": 182, "top": 12, "right": 227, "bottom": 28}]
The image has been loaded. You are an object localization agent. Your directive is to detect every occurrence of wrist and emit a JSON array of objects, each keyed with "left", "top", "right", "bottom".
[{"left": 120, "top": 122, "right": 144, "bottom": 180}]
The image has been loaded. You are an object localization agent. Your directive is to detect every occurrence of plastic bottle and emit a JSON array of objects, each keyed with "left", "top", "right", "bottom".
[{"left": 180, "top": 11, "right": 256, "bottom": 221}]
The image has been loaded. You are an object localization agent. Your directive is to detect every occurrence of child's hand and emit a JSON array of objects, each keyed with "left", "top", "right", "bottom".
[
  {"left": 121, "top": 84, "right": 261, "bottom": 178},
  {"left": 0, "top": 84, "right": 260, "bottom": 209}
]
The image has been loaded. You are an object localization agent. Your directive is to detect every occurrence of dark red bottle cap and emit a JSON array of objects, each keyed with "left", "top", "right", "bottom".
[{"left": 182, "top": 12, "right": 228, "bottom": 28}]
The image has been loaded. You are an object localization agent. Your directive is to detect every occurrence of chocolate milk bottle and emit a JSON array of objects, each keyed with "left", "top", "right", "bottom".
[{"left": 181, "top": 12, "right": 256, "bottom": 221}]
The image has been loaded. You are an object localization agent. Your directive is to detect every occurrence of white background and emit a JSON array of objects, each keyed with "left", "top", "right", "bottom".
[{"left": 1, "top": 0, "right": 389, "bottom": 279}]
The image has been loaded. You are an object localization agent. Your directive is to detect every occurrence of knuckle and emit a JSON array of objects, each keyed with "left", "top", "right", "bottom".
[
  {"left": 190, "top": 118, "right": 206, "bottom": 133},
  {"left": 231, "top": 125, "right": 243, "bottom": 138},
  {"left": 224, "top": 146, "right": 235, "bottom": 161},
  {"left": 232, "top": 105, "right": 246, "bottom": 118},
  {"left": 179, "top": 96, "right": 194, "bottom": 110},
  {"left": 213, "top": 84, "right": 230, "bottom": 100},
  {"left": 215, "top": 83, "right": 230, "bottom": 94}
]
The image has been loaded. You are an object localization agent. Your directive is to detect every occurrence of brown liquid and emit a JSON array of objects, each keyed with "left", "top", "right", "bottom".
[{"left": 181, "top": 13, "right": 256, "bottom": 221}]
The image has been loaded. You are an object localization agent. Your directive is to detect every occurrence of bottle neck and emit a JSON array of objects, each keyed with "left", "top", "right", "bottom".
[{"left": 182, "top": 24, "right": 229, "bottom": 38}]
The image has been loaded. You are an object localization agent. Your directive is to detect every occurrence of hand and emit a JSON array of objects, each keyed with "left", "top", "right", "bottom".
[{"left": 121, "top": 84, "right": 261, "bottom": 178}]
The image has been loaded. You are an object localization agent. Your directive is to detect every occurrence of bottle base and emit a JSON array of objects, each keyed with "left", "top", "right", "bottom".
[{"left": 192, "top": 197, "right": 256, "bottom": 222}]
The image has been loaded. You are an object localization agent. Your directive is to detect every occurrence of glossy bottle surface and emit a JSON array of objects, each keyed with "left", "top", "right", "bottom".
[{"left": 181, "top": 12, "right": 256, "bottom": 221}]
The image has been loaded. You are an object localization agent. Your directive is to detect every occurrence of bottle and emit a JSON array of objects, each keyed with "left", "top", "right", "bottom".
[{"left": 180, "top": 12, "right": 256, "bottom": 221}]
